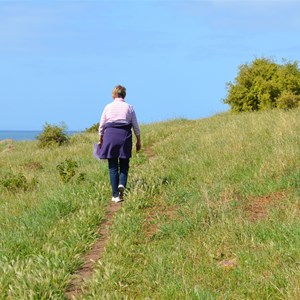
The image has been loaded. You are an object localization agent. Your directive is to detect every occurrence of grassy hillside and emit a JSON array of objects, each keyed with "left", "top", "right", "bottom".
[{"left": 0, "top": 109, "right": 299, "bottom": 299}]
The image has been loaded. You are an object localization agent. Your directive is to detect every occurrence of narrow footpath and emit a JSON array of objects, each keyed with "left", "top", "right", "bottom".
[
  {"left": 65, "top": 146, "right": 154, "bottom": 299},
  {"left": 65, "top": 202, "right": 122, "bottom": 299}
]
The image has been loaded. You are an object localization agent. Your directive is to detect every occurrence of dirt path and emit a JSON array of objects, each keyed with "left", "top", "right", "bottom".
[
  {"left": 65, "top": 146, "right": 154, "bottom": 299},
  {"left": 65, "top": 201, "right": 122, "bottom": 299}
]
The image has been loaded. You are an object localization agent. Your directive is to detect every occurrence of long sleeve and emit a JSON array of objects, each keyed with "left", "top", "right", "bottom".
[
  {"left": 98, "top": 106, "right": 108, "bottom": 136},
  {"left": 130, "top": 108, "right": 140, "bottom": 136}
]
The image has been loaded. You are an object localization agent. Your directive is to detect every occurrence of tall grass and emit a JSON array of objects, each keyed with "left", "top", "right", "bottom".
[{"left": 0, "top": 109, "right": 299, "bottom": 299}]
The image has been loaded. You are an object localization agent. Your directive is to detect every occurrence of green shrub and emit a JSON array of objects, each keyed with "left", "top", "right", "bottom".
[
  {"left": 56, "top": 159, "right": 78, "bottom": 183},
  {"left": 224, "top": 57, "right": 300, "bottom": 112},
  {"left": 0, "top": 172, "right": 38, "bottom": 192},
  {"left": 37, "top": 123, "right": 69, "bottom": 148},
  {"left": 85, "top": 122, "right": 99, "bottom": 133}
]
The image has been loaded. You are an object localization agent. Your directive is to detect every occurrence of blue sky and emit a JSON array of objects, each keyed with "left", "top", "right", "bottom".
[{"left": 1, "top": 0, "right": 300, "bottom": 130}]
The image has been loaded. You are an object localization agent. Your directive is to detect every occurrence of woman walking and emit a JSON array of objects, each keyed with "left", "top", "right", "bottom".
[{"left": 98, "top": 85, "right": 141, "bottom": 202}]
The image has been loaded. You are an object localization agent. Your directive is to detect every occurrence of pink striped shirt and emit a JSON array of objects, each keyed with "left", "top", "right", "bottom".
[{"left": 99, "top": 98, "right": 140, "bottom": 136}]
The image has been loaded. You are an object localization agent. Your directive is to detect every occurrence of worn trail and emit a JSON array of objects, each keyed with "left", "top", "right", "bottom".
[
  {"left": 65, "top": 146, "right": 154, "bottom": 299},
  {"left": 65, "top": 202, "right": 121, "bottom": 299}
]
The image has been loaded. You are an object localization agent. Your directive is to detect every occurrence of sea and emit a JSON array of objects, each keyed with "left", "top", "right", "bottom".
[{"left": 0, "top": 131, "right": 79, "bottom": 141}]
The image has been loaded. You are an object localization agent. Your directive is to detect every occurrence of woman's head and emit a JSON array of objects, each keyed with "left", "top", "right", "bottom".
[{"left": 112, "top": 85, "right": 126, "bottom": 99}]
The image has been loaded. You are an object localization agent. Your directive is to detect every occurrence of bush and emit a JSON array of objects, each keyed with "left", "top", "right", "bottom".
[
  {"left": 56, "top": 159, "right": 78, "bottom": 183},
  {"left": 85, "top": 123, "right": 99, "bottom": 133},
  {"left": 37, "top": 123, "right": 69, "bottom": 148},
  {"left": 224, "top": 57, "right": 300, "bottom": 112},
  {"left": 0, "top": 172, "right": 38, "bottom": 192}
]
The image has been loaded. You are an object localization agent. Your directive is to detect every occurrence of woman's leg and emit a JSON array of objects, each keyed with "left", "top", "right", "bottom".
[
  {"left": 119, "top": 158, "right": 130, "bottom": 188},
  {"left": 108, "top": 158, "right": 119, "bottom": 197}
]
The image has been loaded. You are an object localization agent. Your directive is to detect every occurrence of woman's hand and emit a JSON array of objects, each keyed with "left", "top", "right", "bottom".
[
  {"left": 98, "top": 136, "right": 103, "bottom": 148},
  {"left": 136, "top": 135, "right": 141, "bottom": 152}
]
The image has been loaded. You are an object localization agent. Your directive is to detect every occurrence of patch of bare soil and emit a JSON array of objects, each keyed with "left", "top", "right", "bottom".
[
  {"left": 22, "top": 161, "right": 44, "bottom": 170},
  {"left": 218, "top": 258, "right": 238, "bottom": 270},
  {"left": 0, "top": 139, "right": 13, "bottom": 144},
  {"left": 143, "top": 204, "right": 178, "bottom": 239},
  {"left": 245, "top": 191, "right": 285, "bottom": 222},
  {"left": 65, "top": 202, "right": 122, "bottom": 299},
  {"left": 0, "top": 139, "right": 14, "bottom": 153},
  {"left": 144, "top": 146, "right": 155, "bottom": 160}
]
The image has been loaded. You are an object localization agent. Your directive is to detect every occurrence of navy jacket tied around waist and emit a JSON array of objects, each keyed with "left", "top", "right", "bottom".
[{"left": 99, "top": 122, "right": 133, "bottom": 159}]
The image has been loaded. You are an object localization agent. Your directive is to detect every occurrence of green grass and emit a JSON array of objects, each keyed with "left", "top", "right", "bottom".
[{"left": 0, "top": 109, "right": 299, "bottom": 299}]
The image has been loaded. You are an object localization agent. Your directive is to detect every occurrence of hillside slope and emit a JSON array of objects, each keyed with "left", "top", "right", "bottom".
[
  {"left": 0, "top": 109, "right": 299, "bottom": 299},
  {"left": 83, "top": 109, "right": 300, "bottom": 299}
]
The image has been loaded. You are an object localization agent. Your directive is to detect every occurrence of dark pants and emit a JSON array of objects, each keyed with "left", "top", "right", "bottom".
[{"left": 108, "top": 158, "right": 130, "bottom": 197}]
